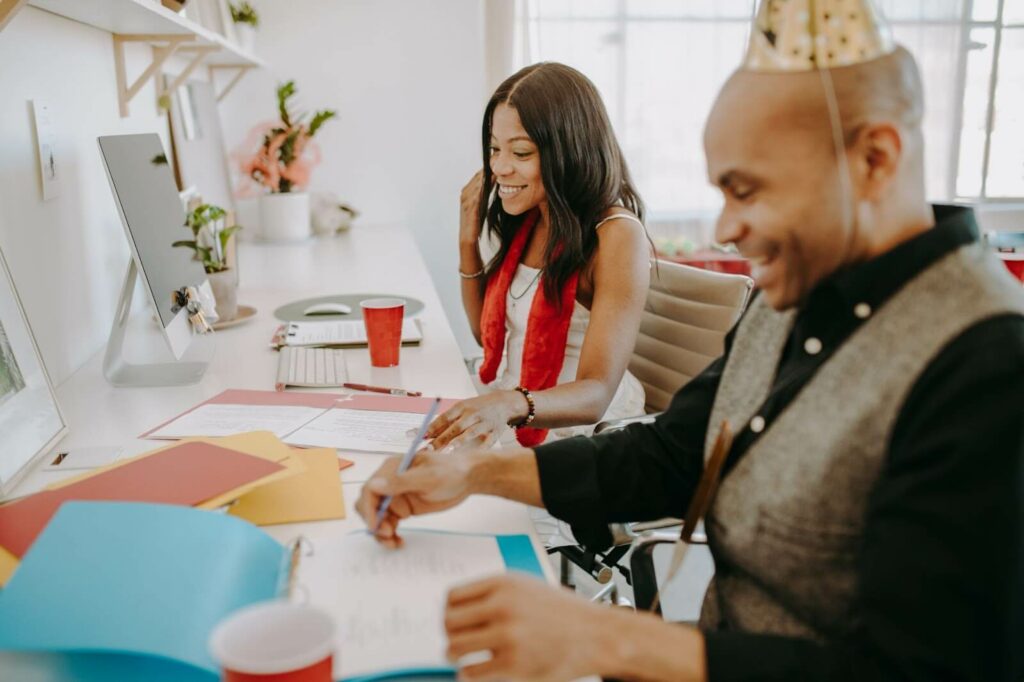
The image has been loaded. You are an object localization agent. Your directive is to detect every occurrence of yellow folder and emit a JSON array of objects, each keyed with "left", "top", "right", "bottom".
[{"left": 228, "top": 448, "right": 346, "bottom": 526}]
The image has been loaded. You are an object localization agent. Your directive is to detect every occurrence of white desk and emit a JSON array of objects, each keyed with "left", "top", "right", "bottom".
[{"left": 5, "top": 226, "right": 551, "bottom": 677}]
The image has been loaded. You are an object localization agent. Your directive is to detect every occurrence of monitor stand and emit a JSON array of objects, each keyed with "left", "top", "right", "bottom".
[{"left": 103, "top": 259, "right": 213, "bottom": 387}]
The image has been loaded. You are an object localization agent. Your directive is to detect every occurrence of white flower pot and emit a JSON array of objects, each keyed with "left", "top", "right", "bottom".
[
  {"left": 207, "top": 269, "right": 238, "bottom": 321},
  {"left": 235, "top": 23, "right": 257, "bottom": 54},
  {"left": 260, "top": 192, "right": 311, "bottom": 243}
]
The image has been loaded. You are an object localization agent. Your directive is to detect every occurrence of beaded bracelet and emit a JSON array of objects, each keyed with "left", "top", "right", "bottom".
[{"left": 512, "top": 386, "right": 536, "bottom": 429}]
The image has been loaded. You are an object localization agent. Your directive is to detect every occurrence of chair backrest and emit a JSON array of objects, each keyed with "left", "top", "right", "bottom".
[{"left": 630, "top": 261, "right": 753, "bottom": 412}]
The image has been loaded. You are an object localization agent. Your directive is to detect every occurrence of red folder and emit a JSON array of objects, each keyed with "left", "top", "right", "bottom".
[{"left": 0, "top": 441, "right": 284, "bottom": 558}]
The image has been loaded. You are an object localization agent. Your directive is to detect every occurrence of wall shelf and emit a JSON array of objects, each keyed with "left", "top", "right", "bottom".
[{"left": 25, "top": 0, "right": 264, "bottom": 115}]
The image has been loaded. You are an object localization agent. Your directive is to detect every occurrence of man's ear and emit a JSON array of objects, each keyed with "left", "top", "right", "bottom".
[{"left": 849, "top": 122, "right": 903, "bottom": 202}]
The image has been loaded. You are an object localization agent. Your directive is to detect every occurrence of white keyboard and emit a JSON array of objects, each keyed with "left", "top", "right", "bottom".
[{"left": 276, "top": 346, "right": 349, "bottom": 390}]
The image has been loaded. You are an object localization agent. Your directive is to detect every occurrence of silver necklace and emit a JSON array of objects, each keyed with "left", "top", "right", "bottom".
[{"left": 510, "top": 268, "right": 543, "bottom": 302}]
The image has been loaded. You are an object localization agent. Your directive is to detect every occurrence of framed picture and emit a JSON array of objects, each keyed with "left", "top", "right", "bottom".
[
  {"left": 165, "top": 77, "right": 236, "bottom": 213},
  {"left": 195, "top": 0, "right": 232, "bottom": 39},
  {"left": 217, "top": 0, "right": 237, "bottom": 44},
  {"left": 181, "top": 1, "right": 204, "bottom": 27},
  {"left": 0, "top": 242, "right": 67, "bottom": 496}
]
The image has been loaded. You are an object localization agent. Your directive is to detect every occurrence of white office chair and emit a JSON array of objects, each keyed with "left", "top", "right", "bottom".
[
  {"left": 627, "top": 260, "right": 754, "bottom": 414},
  {"left": 557, "top": 261, "right": 753, "bottom": 605}
]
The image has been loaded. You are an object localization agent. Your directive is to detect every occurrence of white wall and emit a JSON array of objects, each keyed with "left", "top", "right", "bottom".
[
  {"left": 0, "top": 0, "right": 489, "bottom": 393},
  {"left": 218, "top": 0, "right": 487, "bottom": 356},
  {"left": 0, "top": 7, "right": 173, "bottom": 385}
]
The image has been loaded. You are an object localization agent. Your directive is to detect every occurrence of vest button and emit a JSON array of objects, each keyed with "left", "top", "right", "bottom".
[
  {"left": 804, "top": 337, "right": 823, "bottom": 355},
  {"left": 854, "top": 302, "right": 872, "bottom": 319},
  {"left": 750, "top": 415, "right": 766, "bottom": 433}
]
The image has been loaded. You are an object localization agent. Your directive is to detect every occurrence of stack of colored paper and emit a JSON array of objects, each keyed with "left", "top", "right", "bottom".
[{"left": 0, "top": 431, "right": 346, "bottom": 585}]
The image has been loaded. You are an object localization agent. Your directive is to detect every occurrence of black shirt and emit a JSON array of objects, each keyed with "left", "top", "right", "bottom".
[{"left": 534, "top": 205, "right": 1024, "bottom": 681}]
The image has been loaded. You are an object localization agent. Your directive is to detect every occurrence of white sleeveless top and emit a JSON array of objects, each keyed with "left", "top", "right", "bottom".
[{"left": 483, "top": 214, "right": 646, "bottom": 444}]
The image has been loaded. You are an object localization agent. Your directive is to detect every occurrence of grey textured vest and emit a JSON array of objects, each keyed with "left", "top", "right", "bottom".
[{"left": 698, "top": 242, "right": 1024, "bottom": 639}]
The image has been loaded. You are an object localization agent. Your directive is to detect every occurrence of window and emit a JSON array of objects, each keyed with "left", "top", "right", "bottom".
[{"left": 517, "top": 0, "right": 1024, "bottom": 242}]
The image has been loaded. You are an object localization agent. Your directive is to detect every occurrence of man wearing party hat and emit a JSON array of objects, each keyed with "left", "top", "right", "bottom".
[{"left": 356, "top": 1, "right": 1024, "bottom": 679}]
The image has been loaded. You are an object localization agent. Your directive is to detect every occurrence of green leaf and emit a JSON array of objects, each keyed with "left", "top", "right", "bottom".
[
  {"left": 230, "top": 2, "right": 259, "bottom": 26},
  {"left": 172, "top": 240, "right": 198, "bottom": 249},
  {"left": 218, "top": 225, "right": 240, "bottom": 253},
  {"left": 186, "top": 203, "right": 227, "bottom": 232},
  {"left": 308, "top": 110, "right": 337, "bottom": 137},
  {"left": 277, "top": 80, "right": 296, "bottom": 128}
]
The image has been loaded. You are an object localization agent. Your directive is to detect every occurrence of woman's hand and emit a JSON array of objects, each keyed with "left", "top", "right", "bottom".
[
  {"left": 460, "top": 170, "right": 487, "bottom": 246},
  {"left": 426, "top": 392, "right": 526, "bottom": 450},
  {"left": 356, "top": 450, "right": 478, "bottom": 548}
]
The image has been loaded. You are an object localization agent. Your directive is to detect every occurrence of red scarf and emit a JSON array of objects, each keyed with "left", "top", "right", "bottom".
[{"left": 479, "top": 210, "right": 579, "bottom": 446}]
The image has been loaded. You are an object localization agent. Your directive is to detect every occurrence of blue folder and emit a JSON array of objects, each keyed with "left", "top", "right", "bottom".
[{"left": 0, "top": 501, "right": 544, "bottom": 681}]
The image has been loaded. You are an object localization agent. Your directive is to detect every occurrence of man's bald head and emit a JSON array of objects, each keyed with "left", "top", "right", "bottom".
[
  {"left": 826, "top": 46, "right": 924, "bottom": 145},
  {"left": 710, "top": 46, "right": 924, "bottom": 155},
  {"left": 703, "top": 46, "right": 934, "bottom": 311}
]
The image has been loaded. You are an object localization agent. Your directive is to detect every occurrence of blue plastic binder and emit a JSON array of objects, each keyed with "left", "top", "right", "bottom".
[{"left": 0, "top": 501, "right": 545, "bottom": 681}]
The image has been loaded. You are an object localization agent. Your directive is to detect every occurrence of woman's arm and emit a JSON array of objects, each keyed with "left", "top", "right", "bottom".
[
  {"left": 429, "top": 214, "right": 650, "bottom": 448},
  {"left": 459, "top": 171, "right": 488, "bottom": 345},
  {"left": 528, "top": 214, "right": 651, "bottom": 425}
]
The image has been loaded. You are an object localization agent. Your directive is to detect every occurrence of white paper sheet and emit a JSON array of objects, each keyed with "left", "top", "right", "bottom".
[
  {"left": 146, "top": 404, "right": 327, "bottom": 439},
  {"left": 300, "top": 531, "right": 507, "bottom": 679},
  {"left": 283, "top": 408, "right": 426, "bottom": 453},
  {"left": 284, "top": 319, "right": 422, "bottom": 347}
]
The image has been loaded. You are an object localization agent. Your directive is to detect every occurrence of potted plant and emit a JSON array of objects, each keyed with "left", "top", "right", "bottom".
[
  {"left": 161, "top": 0, "right": 188, "bottom": 13},
  {"left": 173, "top": 203, "right": 241, "bottom": 321},
  {"left": 229, "top": 2, "right": 259, "bottom": 54},
  {"left": 243, "top": 81, "right": 336, "bottom": 242}
]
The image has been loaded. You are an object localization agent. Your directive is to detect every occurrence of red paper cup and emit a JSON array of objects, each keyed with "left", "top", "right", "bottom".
[
  {"left": 210, "top": 601, "right": 334, "bottom": 682},
  {"left": 998, "top": 253, "right": 1024, "bottom": 285},
  {"left": 361, "top": 297, "right": 405, "bottom": 367}
]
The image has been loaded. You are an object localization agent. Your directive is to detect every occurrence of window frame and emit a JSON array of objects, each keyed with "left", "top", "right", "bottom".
[{"left": 522, "top": 0, "right": 1024, "bottom": 208}]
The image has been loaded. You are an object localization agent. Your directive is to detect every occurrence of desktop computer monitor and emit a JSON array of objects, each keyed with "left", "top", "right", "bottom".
[{"left": 98, "top": 134, "right": 212, "bottom": 385}]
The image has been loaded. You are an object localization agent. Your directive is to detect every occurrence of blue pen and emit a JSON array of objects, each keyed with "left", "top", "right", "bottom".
[{"left": 374, "top": 397, "right": 442, "bottom": 532}]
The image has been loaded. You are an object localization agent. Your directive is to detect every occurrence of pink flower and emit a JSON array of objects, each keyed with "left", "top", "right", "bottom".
[
  {"left": 230, "top": 121, "right": 324, "bottom": 195},
  {"left": 280, "top": 157, "right": 311, "bottom": 187}
]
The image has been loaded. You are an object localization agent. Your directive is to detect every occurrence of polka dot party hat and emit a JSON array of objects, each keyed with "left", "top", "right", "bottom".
[{"left": 743, "top": 0, "right": 895, "bottom": 72}]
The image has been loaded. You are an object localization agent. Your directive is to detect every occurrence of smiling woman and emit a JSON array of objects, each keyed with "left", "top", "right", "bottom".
[{"left": 428, "top": 62, "right": 651, "bottom": 457}]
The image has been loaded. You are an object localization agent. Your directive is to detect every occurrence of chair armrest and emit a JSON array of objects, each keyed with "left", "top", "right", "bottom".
[
  {"left": 630, "top": 517, "right": 684, "bottom": 534},
  {"left": 630, "top": 533, "right": 677, "bottom": 613},
  {"left": 593, "top": 412, "right": 661, "bottom": 435},
  {"left": 629, "top": 530, "right": 707, "bottom": 614},
  {"left": 609, "top": 519, "right": 705, "bottom": 545}
]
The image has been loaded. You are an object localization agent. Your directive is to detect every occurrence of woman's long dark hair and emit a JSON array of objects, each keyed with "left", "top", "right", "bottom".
[{"left": 479, "top": 62, "right": 645, "bottom": 306}]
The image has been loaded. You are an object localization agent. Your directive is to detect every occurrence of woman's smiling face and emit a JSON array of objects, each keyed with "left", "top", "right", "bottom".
[{"left": 489, "top": 103, "right": 547, "bottom": 216}]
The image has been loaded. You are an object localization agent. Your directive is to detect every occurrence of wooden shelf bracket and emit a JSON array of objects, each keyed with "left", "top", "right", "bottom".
[
  {"left": 0, "top": 0, "right": 27, "bottom": 34},
  {"left": 165, "top": 44, "right": 219, "bottom": 94},
  {"left": 208, "top": 64, "right": 257, "bottom": 103},
  {"left": 112, "top": 33, "right": 194, "bottom": 117}
]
